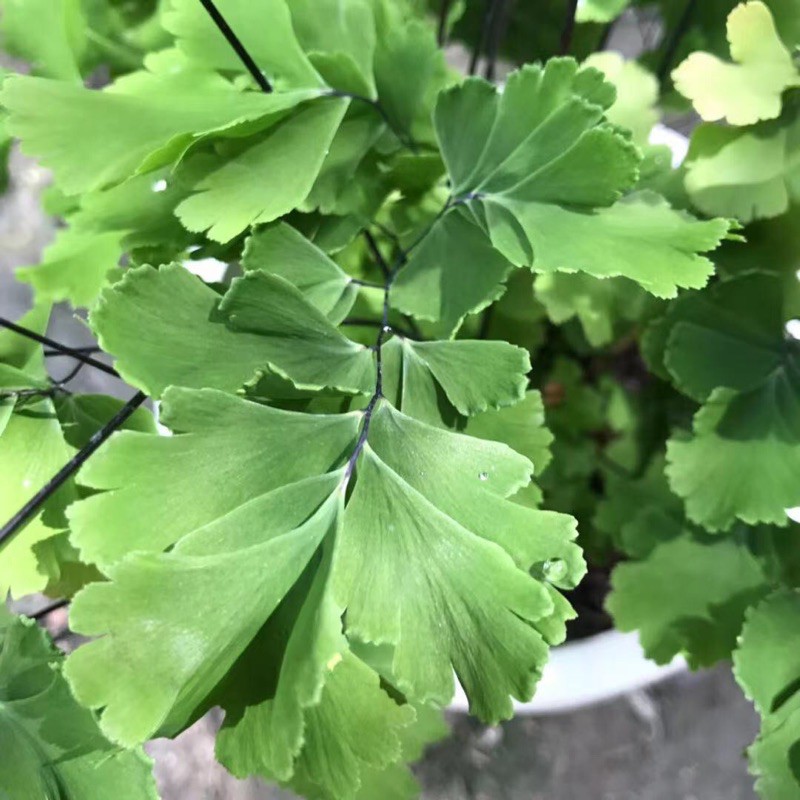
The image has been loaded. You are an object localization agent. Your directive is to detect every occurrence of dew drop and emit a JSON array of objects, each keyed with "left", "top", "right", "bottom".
[
  {"left": 478, "top": 472, "right": 488, "bottom": 481},
  {"left": 542, "top": 559, "right": 567, "bottom": 581},
  {"left": 151, "top": 179, "right": 168, "bottom": 193}
]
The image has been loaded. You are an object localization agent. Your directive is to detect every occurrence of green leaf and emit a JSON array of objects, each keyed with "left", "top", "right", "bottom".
[
  {"left": 733, "top": 590, "right": 800, "bottom": 799},
  {"left": 214, "top": 547, "right": 413, "bottom": 799},
  {"left": 607, "top": 531, "right": 767, "bottom": 667},
  {"left": 0, "top": 0, "right": 85, "bottom": 81},
  {"left": 672, "top": 1, "right": 800, "bottom": 126},
  {"left": 684, "top": 112, "right": 800, "bottom": 223},
  {"left": 583, "top": 52, "right": 659, "bottom": 146},
  {"left": 594, "top": 456, "right": 685, "bottom": 558},
  {"left": 66, "top": 476, "right": 346, "bottom": 745},
  {"left": 2, "top": 68, "right": 319, "bottom": 194},
  {"left": 17, "top": 227, "right": 124, "bottom": 308},
  {"left": 242, "top": 222, "right": 359, "bottom": 324},
  {"left": 464, "top": 391, "right": 553, "bottom": 479},
  {"left": 734, "top": 589, "right": 800, "bottom": 716},
  {"left": 0, "top": 398, "right": 74, "bottom": 598},
  {"left": 576, "top": 0, "right": 631, "bottom": 23},
  {"left": 426, "top": 62, "right": 730, "bottom": 312},
  {"left": 163, "top": 0, "right": 325, "bottom": 89},
  {"left": 372, "top": 14, "right": 451, "bottom": 145},
  {"left": 667, "top": 388, "right": 800, "bottom": 531},
  {"left": 288, "top": 0, "right": 378, "bottom": 97},
  {"left": 55, "top": 393, "right": 157, "bottom": 450},
  {"left": 0, "top": 608, "right": 158, "bottom": 800},
  {"left": 390, "top": 206, "right": 514, "bottom": 336},
  {"left": 335, "top": 401, "right": 583, "bottom": 719},
  {"left": 91, "top": 263, "right": 375, "bottom": 398},
  {"left": 176, "top": 98, "right": 349, "bottom": 242},
  {"left": 663, "top": 273, "right": 800, "bottom": 531},
  {"left": 66, "top": 387, "right": 580, "bottom": 745},
  {"left": 381, "top": 336, "right": 530, "bottom": 424},
  {"left": 661, "top": 272, "right": 790, "bottom": 401},
  {"left": 494, "top": 191, "right": 730, "bottom": 298},
  {"left": 352, "top": 704, "right": 448, "bottom": 800},
  {"left": 748, "top": 693, "right": 800, "bottom": 800},
  {"left": 536, "top": 271, "right": 652, "bottom": 347}
]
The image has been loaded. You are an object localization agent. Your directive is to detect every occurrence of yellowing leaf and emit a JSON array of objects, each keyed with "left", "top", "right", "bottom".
[{"left": 672, "top": 1, "right": 800, "bottom": 126}]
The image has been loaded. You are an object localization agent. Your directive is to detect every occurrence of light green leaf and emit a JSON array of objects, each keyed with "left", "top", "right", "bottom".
[
  {"left": 18, "top": 227, "right": 124, "bottom": 308},
  {"left": 352, "top": 704, "right": 448, "bottom": 800},
  {"left": 335, "top": 401, "right": 583, "bottom": 720},
  {"left": 176, "top": 98, "right": 349, "bottom": 242},
  {"left": 536, "top": 271, "right": 652, "bottom": 346},
  {"left": 0, "top": 0, "right": 85, "bottom": 81},
  {"left": 576, "top": 0, "right": 630, "bottom": 23},
  {"left": 583, "top": 52, "right": 659, "bottom": 146},
  {"left": 380, "top": 336, "right": 530, "bottom": 424},
  {"left": 242, "top": 222, "right": 359, "bottom": 324},
  {"left": 288, "top": 0, "right": 377, "bottom": 97},
  {"left": 684, "top": 113, "right": 800, "bottom": 223},
  {"left": 0, "top": 608, "right": 158, "bottom": 800},
  {"left": 163, "top": 0, "right": 325, "bottom": 89},
  {"left": 66, "top": 479, "right": 344, "bottom": 745},
  {"left": 91, "top": 263, "right": 375, "bottom": 398},
  {"left": 607, "top": 531, "right": 767, "bottom": 667},
  {"left": 372, "top": 16, "right": 451, "bottom": 144},
  {"left": 464, "top": 391, "right": 553, "bottom": 478},
  {"left": 0, "top": 398, "right": 74, "bottom": 598},
  {"left": 220, "top": 270, "right": 376, "bottom": 394},
  {"left": 496, "top": 191, "right": 729, "bottom": 299},
  {"left": 67, "top": 387, "right": 580, "bottom": 739},
  {"left": 672, "top": 1, "right": 800, "bottom": 126},
  {"left": 67, "top": 388, "right": 360, "bottom": 567},
  {"left": 428, "top": 62, "right": 728, "bottom": 313},
  {"left": 2, "top": 69, "right": 318, "bottom": 194}
]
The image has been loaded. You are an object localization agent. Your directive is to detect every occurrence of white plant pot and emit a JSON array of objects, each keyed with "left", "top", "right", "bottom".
[{"left": 449, "top": 631, "right": 686, "bottom": 716}]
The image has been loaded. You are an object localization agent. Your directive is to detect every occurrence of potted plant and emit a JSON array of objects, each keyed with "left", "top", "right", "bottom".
[{"left": 0, "top": 1, "right": 798, "bottom": 798}]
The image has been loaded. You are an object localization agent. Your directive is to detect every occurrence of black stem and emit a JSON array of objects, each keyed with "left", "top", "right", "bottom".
[
  {"left": 559, "top": 0, "right": 580, "bottom": 55},
  {"left": 0, "top": 391, "right": 147, "bottom": 548},
  {"left": 55, "top": 360, "right": 86, "bottom": 387},
  {"left": 197, "top": 0, "right": 273, "bottom": 92},
  {"left": 31, "top": 598, "right": 70, "bottom": 621},
  {"left": 363, "top": 230, "right": 391, "bottom": 281},
  {"left": 437, "top": 0, "right": 454, "bottom": 46},
  {"left": 656, "top": 0, "right": 696, "bottom": 83},
  {"left": 469, "top": 0, "right": 499, "bottom": 76},
  {"left": 44, "top": 346, "right": 102, "bottom": 358},
  {"left": 0, "top": 317, "right": 119, "bottom": 379},
  {"left": 597, "top": 21, "right": 614, "bottom": 51},
  {"left": 483, "top": 0, "right": 510, "bottom": 82}
]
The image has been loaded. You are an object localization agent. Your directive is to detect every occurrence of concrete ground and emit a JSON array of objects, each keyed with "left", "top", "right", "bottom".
[{"left": 0, "top": 138, "right": 760, "bottom": 800}]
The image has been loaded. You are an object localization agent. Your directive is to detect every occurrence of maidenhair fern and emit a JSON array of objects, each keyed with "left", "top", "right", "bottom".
[{"left": 0, "top": 1, "right": 799, "bottom": 798}]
